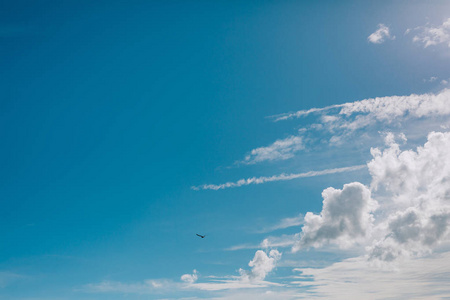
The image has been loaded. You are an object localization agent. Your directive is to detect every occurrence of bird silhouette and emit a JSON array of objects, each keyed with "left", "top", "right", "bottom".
[{"left": 196, "top": 234, "right": 206, "bottom": 238}]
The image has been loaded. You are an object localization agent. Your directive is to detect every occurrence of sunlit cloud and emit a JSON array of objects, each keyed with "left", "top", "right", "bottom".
[{"left": 289, "top": 131, "right": 450, "bottom": 262}]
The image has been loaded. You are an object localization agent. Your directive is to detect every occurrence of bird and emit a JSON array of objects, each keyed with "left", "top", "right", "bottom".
[{"left": 196, "top": 234, "right": 206, "bottom": 238}]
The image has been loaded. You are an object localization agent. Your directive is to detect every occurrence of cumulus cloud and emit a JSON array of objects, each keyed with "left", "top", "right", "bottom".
[
  {"left": 368, "top": 24, "right": 395, "bottom": 44},
  {"left": 412, "top": 18, "right": 450, "bottom": 48},
  {"left": 243, "top": 136, "right": 304, "bottom": 164},
  {"left": 189, "top": 249, "right": 282, "bottom": 291},
  {"left": 192, "top": 165, "right": 365, "bottom": 190},
  {"left": 291, "top": 131, "right": 450, "bottom": 262},
  {"left": 85, "top": 249, "right": 282, "bottom": 295},
  {"left": 181, "top": 270, "right": 198, "bottom": 284},
  {"left": 366, "top": 131, "right": 450, "bottom": 261},
  {"left": 290, "top": 133, "right": 450, "bottom": 296},
  {"left": 240, "top": 250, "right": 282, "bottom": 282},
  {"left": 293, "top": 182, "right": 377, "bottom": 251}
]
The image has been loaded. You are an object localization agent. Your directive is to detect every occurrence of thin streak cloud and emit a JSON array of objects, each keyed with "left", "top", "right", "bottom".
[
  {"left": 192, "top": 165, "right": 365, "bottom": 191},
  {"left": 270, "top": 104, "right": 345, "bottom": 122}
]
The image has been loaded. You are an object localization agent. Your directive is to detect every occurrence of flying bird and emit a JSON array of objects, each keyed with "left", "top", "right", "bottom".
[{"left": 196, "top": 234, "right": 206, "bottom": 238}]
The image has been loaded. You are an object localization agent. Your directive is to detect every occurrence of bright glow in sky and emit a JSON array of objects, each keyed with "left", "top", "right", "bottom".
[{"left": 1, "top": 1, "right": 450, "bottom": 299}]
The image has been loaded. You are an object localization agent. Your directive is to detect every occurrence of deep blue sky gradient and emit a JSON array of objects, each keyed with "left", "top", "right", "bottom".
[{"left": 1, "top": 1, "right": 450, "bottom": 299}]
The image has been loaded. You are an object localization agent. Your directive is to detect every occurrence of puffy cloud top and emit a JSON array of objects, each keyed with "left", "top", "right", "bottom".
[
  {"left": 294, "top": 131, "right": 450, "bottom": 262},
  {"left": 240, "top": 250, "right": 282, "bottom": 282},
  {"left": 367, "top": 131, "right": 450, "bottom": 261},
  {"left": 294, "top": 182, "right": 377, "bottom": 251}
]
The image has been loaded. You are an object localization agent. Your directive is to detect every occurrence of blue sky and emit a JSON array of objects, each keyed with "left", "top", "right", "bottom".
[{"left": 2, "top": 1, "right": 450, "bottom": 299}]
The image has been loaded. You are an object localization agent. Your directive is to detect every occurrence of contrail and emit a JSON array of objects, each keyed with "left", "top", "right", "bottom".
[
  {"left": 269, "top": 104, "right": 345, "bottom": 122},
  {"left": 192, "top": 165, "right": 366, "bottom": 191}
]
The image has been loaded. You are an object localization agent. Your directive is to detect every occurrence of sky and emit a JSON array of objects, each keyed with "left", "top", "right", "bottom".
[{"left": 1, "top": 0, "right": 450, "bottom": 299}]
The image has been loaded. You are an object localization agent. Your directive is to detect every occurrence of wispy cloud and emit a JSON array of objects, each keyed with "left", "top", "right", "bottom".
[
  {"left": 294, "top": 252, "right": 450, "bottom": 299},
  {"left": 368, "top": 24, "right": 395, "bottom": 44},
  {"left": 0, "top": 272, "right": 23, "bottom": 288},
  {"left": 423, "top": 76, "right": 438, "bottom": 83},
  {"left": 258, "top": 215, "right": 304, "bottom": 233},
  {"left": 192, "top": 249, "right": 282, "bottom": 291},
  {"left": 243, "top": 136, "right": 304, "bottom": 164},
  {"left": 84, "top": 249, "right": 283, "bottom": 295},
  {"left": 226, "top": 234, "right": 296, "bottom": 251},
  {"left": 83, "top": 279, "right": 175, "bottom": 294},
  {"left": 270, "top": 104, "right": 345, "bottom": 122},
  {"left": 271, "top": 89, "right": 450, "bottom": 124},
  {"left": 192, "top": 165, "right": 365, "bottom": 191},
  {"left": 411, "top": 18, "right": 450, "bottom": 48}
]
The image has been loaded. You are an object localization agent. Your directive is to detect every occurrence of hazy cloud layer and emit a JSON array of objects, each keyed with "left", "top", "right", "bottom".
[
  {"left": 85, "top": 249, "right": 282, "bottom": 294},
  {"left": 294, "top": 252, "right": 450, "bottom": 299},
  {"left": 84, "top": 279, "right": 174, "bottom": 294}
]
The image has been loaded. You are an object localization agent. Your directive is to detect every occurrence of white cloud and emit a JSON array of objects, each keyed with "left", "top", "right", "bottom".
[
  {"left": 84, "top": 279, "right": 172, "bottom": 294},
  {"left": 366, "top": 131, "right": 450, "bottom": 261},
  {"left": 423, "top": 76, "right": 438, "bottom": 82},
  {"left": 290, "top": 131, "right": 450, "bottom": 262},
  {"left": 270, "top": 104, "right": 345, "bottom": 122},
  {"left": 243, "top": 136, "right": 304, "bottom": 164},
  {"left": 271, "top": 89, "right": 450, "bottom": 135},
  {"left": 412, "top": 18, "right": 450, "bottom": 48},
  {"left": 85, "top": 250, "right": 282, "bottom": 294},
  {"left": 192, "top": 165, "right": 365, "bottom": 190},
  {"left": 294, "top": 252, "right": 450, "bottom": 299},
  {"left": 293, "top": 182, "right": 377, "bottom": 251},
  {"left": 181, "top": 270, "right": 198, "bottom": 284},
  {"left": 240, "top": 250, "right": 282, "bottom": 282},
  {"left": 368, "top": 24, "right": 395, "bottom": 44},
  {"left": 205, "top": 289, "right": 300, "bottom": 300},
  {"left": 189, "top": 249, "right": 282, "bottom": 291},
  {"left": 189, "top": 280, "right": 279, "bottom": 291}
]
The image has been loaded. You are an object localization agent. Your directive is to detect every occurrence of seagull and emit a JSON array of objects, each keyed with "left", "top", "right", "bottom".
[{"left": 196, "top": 234, "right": 206, "bottom": 238}]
